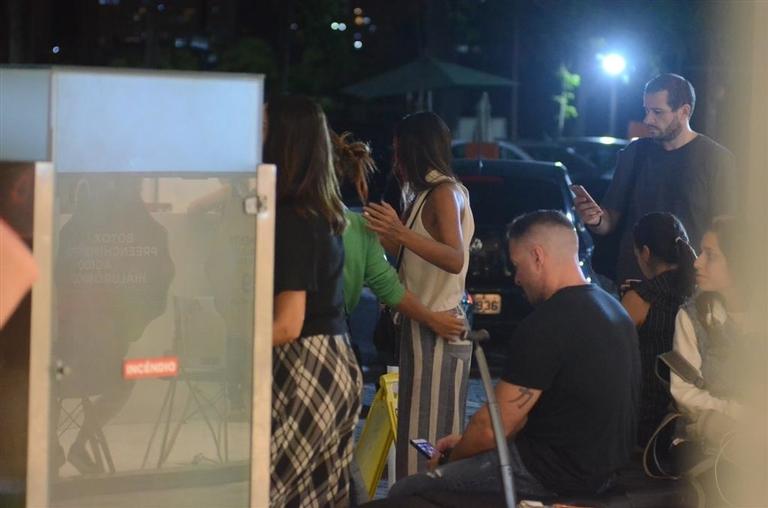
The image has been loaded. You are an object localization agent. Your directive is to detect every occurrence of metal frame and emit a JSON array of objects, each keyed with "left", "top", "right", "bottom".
[
  {"left": 11, "top": 67, "right": 269, "bottom": 507},
  {"left": 26, "top": 162, "right": 55, "bottom": 508},
  {"left": 249, "top": 164, "right": 275, "bottom": 508}
]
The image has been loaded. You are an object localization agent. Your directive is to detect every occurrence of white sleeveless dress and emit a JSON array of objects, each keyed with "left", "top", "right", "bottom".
[{"left": 396, "top": 170, "right": 475, "bottom": 478}]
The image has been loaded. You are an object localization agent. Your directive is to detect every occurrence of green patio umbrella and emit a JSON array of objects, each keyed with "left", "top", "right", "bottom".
[{"left": 342, "top": 56, "right": 516, "bottom": 99}]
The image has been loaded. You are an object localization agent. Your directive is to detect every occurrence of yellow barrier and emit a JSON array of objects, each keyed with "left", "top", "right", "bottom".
[{"left": 354, "top": 372, "right": 399, "bottom": 499}]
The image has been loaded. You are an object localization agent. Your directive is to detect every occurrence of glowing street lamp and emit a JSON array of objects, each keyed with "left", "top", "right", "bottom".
[{"left": 601, "top": 53, "right": 626, "bottom": 76}]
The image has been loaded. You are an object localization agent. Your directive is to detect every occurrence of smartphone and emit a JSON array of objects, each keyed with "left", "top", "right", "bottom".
[
  {"left": 619, "top": 278, "right": 642, "bottom": 298},
  {"left": 409, "top": 438, "right": 439, "bottom": 459},
  {"left": 570, "top": 184, "right": 589, "bottom": 200}
]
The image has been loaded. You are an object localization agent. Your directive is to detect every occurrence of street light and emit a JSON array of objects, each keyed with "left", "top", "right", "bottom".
[
  {"left": 598, "top": 52, "right": 627, "bottom": 136},
  {"left": 601, "top": 53, "right": 626, "bottom": 76}
]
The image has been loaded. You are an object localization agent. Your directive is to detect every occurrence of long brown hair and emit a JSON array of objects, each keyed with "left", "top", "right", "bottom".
[
  {"left": 264, "top": 96, "right": 346, "bottom": 234},
  {"left": 393, "top": 111, "right": 455, "bottom": 198},
  {"left": 331, "top": 131, "right": 377, "bottom": 204},
  {"left": 696, "top": 215, "right": 741, "bottom": 328}
]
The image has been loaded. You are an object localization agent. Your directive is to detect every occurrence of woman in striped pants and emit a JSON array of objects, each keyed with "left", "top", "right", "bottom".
[{"left": 364, "top": 111, "right": 475, "bottom": 479}]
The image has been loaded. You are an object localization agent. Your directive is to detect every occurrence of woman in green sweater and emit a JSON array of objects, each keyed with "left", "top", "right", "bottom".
[
  {"left": 332, "top": 131, "right": 465, "bottom": 337},
  {"left": 333, "top": 131, "right": 464, "bottom": 505}
]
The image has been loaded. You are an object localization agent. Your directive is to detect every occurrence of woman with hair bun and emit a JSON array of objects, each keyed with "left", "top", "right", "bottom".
[
  {"left": 332, "top": 130, "right": 465, "bottom": 504},
  {"left": 621, "top": 212, "right": 697, "bottom": 445},
  {"left": 331, "top": 130, "right": 465, "bottom": 337}
]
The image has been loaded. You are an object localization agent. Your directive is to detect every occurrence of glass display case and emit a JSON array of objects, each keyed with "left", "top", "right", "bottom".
[{"left": 0, "top": 67, "right": 272, "bottom": 508}]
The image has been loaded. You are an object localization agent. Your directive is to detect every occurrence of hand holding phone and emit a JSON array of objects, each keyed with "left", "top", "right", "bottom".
[
  {"left": 620, "top": 278, "right": 642, "bottom": 298},
  {"left": 570, "top": 185, "right": 603, "bottom": 227},
  {"left": 409, "top": 438, "right": 440, "bottom": 459},
  {"left": 412, "top": 435, "right": 462, "bottom": 471}
]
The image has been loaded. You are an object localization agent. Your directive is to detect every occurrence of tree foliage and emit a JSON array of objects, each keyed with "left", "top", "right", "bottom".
[
  {"left": 553, "top": 64, "right": 581, "bottom": 137},
  {"left": 217, "top": 38, "right": 276, "bottom": 75}
]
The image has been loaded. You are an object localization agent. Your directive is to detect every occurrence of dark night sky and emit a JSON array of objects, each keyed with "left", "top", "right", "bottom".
[{"left": 1, "top": 0, "right": 734, "bottom": 157}]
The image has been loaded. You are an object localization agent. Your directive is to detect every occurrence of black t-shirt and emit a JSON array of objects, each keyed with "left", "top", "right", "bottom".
[
  {"left": 502, "top": 285, "right": 640, "bottom": 495},
  {"left": 602, "top": 135, "right": 734, "bottom": 283},
  {"left": 274, "top": 205, "right": 347, "bottom": 337}
]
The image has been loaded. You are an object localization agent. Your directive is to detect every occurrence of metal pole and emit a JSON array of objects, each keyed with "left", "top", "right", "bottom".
[
  {"left": 509, "top": 8, "right": 520, "bottom": 141},
  {"left": 609, "top": 80, "right": 618, "bottom": 136},
  {"left": 467, "top": 330, "right": 516, "bottom": 508}
]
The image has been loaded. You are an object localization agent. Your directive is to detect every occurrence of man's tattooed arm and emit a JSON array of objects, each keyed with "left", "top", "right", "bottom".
[{"left": 505, "top": 386, "right": 535, "bottom": 409}]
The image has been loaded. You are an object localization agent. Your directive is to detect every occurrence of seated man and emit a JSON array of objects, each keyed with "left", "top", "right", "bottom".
[{"left": 389, "top": 210, "right": 641, "bottom": 499}]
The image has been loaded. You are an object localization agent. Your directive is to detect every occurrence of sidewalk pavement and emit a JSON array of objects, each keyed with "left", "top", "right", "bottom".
[
  {"left": 357, "top": 376, "right": 493, "bottom": 501},
  {"left": 31, "top": 374, "right": 490, "bottom": 507}
]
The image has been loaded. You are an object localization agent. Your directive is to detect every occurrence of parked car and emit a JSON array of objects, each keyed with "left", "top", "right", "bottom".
[
  {"left": 516, "top": 141, "right": 598, "bottom": 179},
  {"left": 454, "top": 158, "right": 596, "bottom": 367},
  {"left": 515, "top": 140, "right": 608, "bottom": 200},
  {"left": 451, "top": 139, "right": 532, "bottom": 161},
  {"left": 350, "top": 158, "right": 599, "bottom": 372},
  {"left": 557, "top": 136, "right": 629, "bottom": 178}
]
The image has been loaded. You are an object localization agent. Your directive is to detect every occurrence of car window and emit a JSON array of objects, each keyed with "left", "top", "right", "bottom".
[{"left": 458, "top": 174, "right": 564, "bottom": 227}]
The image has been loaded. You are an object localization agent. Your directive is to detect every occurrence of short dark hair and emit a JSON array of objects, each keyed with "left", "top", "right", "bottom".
[
  {"left": 506, "top": 210, "right": 575, "bottom": 241},
  {"left": 644, "top": 73, "right": 696, "bottom": 116}
]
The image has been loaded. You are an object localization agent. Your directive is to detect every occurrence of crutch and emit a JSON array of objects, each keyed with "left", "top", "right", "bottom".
[{"left": 465, "top": 329, "right": 516, "bottom": 508}]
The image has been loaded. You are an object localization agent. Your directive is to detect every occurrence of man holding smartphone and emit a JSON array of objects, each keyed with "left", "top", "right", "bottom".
[
  {"left": 388, "top": 211, "right": 640, "bottom": 500},
  {"left": 573, "top": 73, "right": 734, "bottom": 287}
]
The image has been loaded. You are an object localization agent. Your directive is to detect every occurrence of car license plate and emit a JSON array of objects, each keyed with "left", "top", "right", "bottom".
[{"left": 472, "top": 293, "right": 501, "bottom": 315}]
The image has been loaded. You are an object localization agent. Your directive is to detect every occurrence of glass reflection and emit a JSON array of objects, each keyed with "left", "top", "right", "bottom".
[{"left": 51, "top": 174, "right": 255, "bottom": 507}]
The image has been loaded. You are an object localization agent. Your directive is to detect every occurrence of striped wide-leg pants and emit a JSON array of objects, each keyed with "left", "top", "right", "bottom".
[{"left": 395, "top": 316, "right": 472, "bottom": 479}]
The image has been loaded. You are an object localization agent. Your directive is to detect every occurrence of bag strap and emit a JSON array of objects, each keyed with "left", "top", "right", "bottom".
[
  {"left": 659, "top": 350, "right": 706, "bottom": 389},
  {"left": 643, "top": 412, "right": 684, "bottom": 480},
  {"left": 395, "top": 185, "right": 439, "bottom": 271},
  {"left": 628, "top": 138, "right": 648, "bottom": 194},
  {"left": 615, "top": 138, "right": 648, "bottom": 226}
]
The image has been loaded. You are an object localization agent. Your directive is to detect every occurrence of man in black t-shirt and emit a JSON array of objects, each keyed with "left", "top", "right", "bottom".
[
  {"left": 389, "top": 210, "right": 640, "bottom": 499},
  {"left": 573, "top": 73, "right": 735, "bottom": 284}
]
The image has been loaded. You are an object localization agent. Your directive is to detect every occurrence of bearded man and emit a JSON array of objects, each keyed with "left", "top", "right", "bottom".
[{"left": 572, "top": 73, "right": 735, "bottom": 285}]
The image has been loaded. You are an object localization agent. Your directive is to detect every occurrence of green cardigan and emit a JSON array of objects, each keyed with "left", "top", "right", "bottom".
[{"left": 342, "top": 210, "right": 406, "bottom": 313}]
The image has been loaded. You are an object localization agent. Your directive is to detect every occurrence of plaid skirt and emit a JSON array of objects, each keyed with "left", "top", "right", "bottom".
[{"left": 271, "top": 334, "right": 362, "bottom": 508}]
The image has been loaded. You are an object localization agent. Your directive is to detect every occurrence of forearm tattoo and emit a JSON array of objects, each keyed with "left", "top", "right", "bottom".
[{"left": 506, "top": 387, "right": 534, "bottom": 409}]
